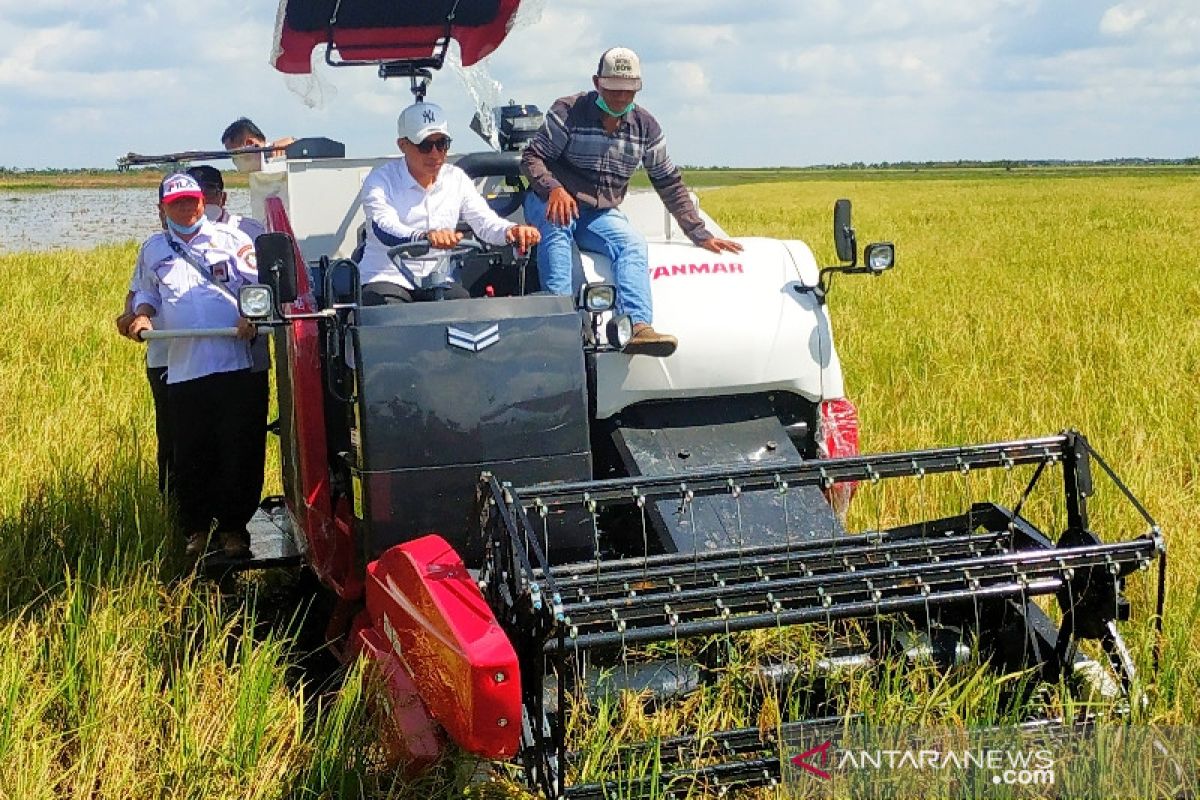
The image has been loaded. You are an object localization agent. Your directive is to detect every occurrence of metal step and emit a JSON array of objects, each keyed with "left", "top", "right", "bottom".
[{"left": 200, "top": 497, "right": 303, "bottom": 574}]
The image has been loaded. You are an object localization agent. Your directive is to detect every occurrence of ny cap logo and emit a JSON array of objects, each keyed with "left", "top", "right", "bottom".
[{"left": 423, "top": 109, "right": 436, "bottom": 123}]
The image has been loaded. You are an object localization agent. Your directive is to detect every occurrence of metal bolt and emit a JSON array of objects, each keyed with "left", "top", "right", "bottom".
[
  {"left": 497, "top": 717, "right": 508, "bottom": 727},
  {"left": 766, "top": 440, "right": 777, "bottom": 451},
  {"left": 493, "top": 672, "right": 506, "bottom": 684}
]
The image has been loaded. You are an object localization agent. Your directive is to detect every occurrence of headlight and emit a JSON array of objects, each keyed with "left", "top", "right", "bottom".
[
  {"left": 576, "top": 283, "right": 617, "bottom": 313},
  {"left": 239, "top": 284, "right": 275, "bottom": 319},
  {"left": 864, "top": 242, "right": 895, "bottom": 273},
  {"left": 606, "top": 314, "right": 633, "bottom": 348}
]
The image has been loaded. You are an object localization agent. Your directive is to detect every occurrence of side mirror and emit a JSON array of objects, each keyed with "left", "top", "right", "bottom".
[
  {"left": 833, "top": 198, "right": 856, "bottom": 265},
  {"left": 254, "top": 232, "right": 299, "bottom": 305}
]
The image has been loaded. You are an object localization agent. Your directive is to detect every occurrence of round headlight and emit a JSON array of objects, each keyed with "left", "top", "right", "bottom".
[
  {"left": 606, "top": 314, "right": 633, "bottom": 348},
  {"left": 239, "top": 285, "right": 274, "bottom": 318}
]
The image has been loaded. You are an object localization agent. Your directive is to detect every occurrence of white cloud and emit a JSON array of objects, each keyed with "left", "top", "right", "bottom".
[
  {"left": 1100, "top": 4, "right": 1148, "bottom": 35},
  {"left": 664, "top": 62, "right": 709, "bottom": 97}
]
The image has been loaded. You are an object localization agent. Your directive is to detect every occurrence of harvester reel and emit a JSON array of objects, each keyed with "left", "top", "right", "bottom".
[{"left": 476, "top": 432, "right": 1164, "bottom": 799}]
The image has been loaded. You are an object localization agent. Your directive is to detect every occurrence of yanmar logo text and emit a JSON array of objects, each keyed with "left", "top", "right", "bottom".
[{"left": 651, "top": 262, "right": 744, "bottom": 280}]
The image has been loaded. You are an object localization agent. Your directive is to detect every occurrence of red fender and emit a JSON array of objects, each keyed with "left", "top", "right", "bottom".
[
  {"left": 365, "top": 535, "right": 521, "bottom": 760},
  {"left": 264, "top": 197, "right": 362, "bottom": 600}
]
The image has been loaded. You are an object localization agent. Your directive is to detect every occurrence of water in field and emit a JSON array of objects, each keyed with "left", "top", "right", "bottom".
[{"left": 0, "top": 188, "right": 253, "bottom": 254}]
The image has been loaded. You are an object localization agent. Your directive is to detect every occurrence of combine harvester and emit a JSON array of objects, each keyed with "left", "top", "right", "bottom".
[{"left": 124, "top": 1, "right": 1167, "bottom": 796}]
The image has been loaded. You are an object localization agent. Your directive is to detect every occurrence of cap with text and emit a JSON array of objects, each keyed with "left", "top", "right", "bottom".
[
  {"left": 159, "top": 173, "right": 204, "bottom": 204},
  {"left": 397, "top": 102, "right": 450, "bottom": 144},
  {"left": 596, "top": 47, "right": 642, "bottom": 91}
]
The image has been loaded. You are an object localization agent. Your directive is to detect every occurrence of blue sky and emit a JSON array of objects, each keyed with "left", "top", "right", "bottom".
[{"left": 1, "top": 0, "right": 1197, "bottom": 168}]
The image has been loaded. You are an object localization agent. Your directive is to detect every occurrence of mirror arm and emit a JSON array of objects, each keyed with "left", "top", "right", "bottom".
[
  {"left": 840, "top": 227, "right": 858, "bottom": 268},
  {"left": 273, "top": 308, "right": 339, "bottom": 323}
]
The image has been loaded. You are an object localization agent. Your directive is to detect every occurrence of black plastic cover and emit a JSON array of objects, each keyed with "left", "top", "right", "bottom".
[
  {"left": 350, "top": 296, "right": 594, "bottom": 563},
  {"left": 284, "top": 137, "right": 346, "bottom": 160},
  {"left": 284, "top": 0, "right": 501, "bottom": 31}
]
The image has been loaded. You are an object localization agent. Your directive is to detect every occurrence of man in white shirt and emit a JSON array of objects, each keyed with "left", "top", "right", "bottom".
[
  {"left": 357, "top": 101, "right": 540, "bottom": 305},
  {"left": 126, "top": 173, "right": 269, "bottom": 561}
]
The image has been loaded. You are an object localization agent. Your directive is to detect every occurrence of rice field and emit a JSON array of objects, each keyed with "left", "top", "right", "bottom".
[{"left": 0, "top": 169, "right": 1197, "bottom": 798}]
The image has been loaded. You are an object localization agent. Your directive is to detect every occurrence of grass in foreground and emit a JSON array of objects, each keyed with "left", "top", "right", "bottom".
[{"left": 0, "top": 170, "right": 1197, "bottom": 797}]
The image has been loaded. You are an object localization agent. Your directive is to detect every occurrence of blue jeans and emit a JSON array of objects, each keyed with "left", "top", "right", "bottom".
[{"left": 524, "top": 191, "right": 653, "bottom": 325}]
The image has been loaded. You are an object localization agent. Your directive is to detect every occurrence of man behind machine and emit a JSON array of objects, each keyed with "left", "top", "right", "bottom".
[
  {"left": 126, "top": 173, "right": 268, "bottom": 560},
  {"left": 186, "top": 164, "right": 266, "bottom": 242},
  {"left": 522, "top": 47, "right": 743, "bottom": 357},
  {"left": 357, "top": 100, "right": 540, "bottom": 305},
  {"left": 221, "top": 117, "right": 295, "bottom": 172}
]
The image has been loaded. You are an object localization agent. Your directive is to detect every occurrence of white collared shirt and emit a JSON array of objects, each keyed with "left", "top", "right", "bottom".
[
  {"left": 358, "top": 159, "right": 514, "bottom": 289},
  {"left": 214, "top": 208, "right": 266, "bottom": 243},
  {"left": 128, "top": 255, "right": 169, "bottom": 369},
  {"left": 131, "top": 221, "right": 263, "bottom": 384}
]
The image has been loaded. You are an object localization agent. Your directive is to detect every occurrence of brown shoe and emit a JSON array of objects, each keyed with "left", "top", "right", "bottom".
[
  {"left": 184, "top": 531, "right": 210, "bottom": 560},
  {"left": 219, "top": 530, "right": 253, "bottom": 560},
  {"left": 623, "top": 323, "right": 678, "bottom": 357}
]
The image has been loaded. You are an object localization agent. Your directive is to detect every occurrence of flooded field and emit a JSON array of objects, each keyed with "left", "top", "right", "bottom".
[{"left": 0, "top": 188, "right": 252, "bottom": 253}]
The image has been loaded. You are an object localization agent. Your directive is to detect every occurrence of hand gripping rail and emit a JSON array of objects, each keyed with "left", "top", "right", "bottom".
[{"left": 476, "top": 433, "right": 1166, "bottom": 800}]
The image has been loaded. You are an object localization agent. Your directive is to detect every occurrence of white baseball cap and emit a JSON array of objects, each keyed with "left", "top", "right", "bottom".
[
  {"left": 397, "top": 102, "right": 450, "bottom": 143},
  {"left": 596, "top": 47, "right": 643, "bottom": 91}
]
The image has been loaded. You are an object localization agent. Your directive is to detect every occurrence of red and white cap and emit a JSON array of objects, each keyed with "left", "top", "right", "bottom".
[
  {"left": 159, "top": 173, "right": 204, "bottom": 204},
  {"left": 596, "top": 47, "right": 643, "bottom": 91}
]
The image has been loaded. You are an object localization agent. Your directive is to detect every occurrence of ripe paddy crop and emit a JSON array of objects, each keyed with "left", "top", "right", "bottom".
[{"left": 0, "top": 169, "right": 1197, "bottom": 798}]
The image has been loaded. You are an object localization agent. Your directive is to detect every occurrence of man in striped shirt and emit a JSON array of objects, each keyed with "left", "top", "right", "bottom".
[{"left": 521, "top": 47, "right": 743, "bottom": 357}]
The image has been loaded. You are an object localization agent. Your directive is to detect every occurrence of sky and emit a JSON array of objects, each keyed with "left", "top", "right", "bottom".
[{"left": 1, "top": 0, "right": 1197, "bottom": 169}]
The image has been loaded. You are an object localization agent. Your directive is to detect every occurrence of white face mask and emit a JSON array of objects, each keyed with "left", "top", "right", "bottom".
[
  {"left": 231, "top": 151, "right": 263, "bottom": 173},
  {"left": 203, "top": 203, "right": 224, "bottom": 222}
]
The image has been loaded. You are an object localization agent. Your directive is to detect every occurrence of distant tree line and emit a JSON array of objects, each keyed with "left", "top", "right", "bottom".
[
  {"left": 680, "top": 157, "right": 1200, "bottom": 171},
  {"left": 5, "top": 158, "right": 1199, "bottom": 176}
]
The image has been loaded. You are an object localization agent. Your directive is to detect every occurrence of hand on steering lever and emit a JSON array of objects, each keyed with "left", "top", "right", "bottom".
[
  {"left": 506, "top": 224, "right": 541, "bottom": 255},
  {"left": 426, "top": 229, "right": 464, "bottom": 249},
  {"left": 127, "top": 314, "right": 153, "bottom": 342},
  {"left": 235, "top": 317, "right": 257, "bottom": 341}
]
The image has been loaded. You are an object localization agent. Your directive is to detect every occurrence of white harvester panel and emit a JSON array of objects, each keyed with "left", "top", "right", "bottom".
[
  {"left": 586, "top": 237, "right": 846, "bottom": 419},
  {"left": 250, "top": 156, "right": 392, "bottom": 264}
]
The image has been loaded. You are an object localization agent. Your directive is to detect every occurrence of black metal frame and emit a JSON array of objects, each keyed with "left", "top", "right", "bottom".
[
  {"left": 321, "top": 0, "right": 462, "bottom": 99},
  {"left": 476, "top": 432, "right": 1166, "bottom": 799}
]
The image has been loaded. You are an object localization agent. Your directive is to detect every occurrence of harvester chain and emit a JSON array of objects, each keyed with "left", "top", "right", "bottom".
[{"left": 546, "top": 531, "right": 1156, "bottom": 652}]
